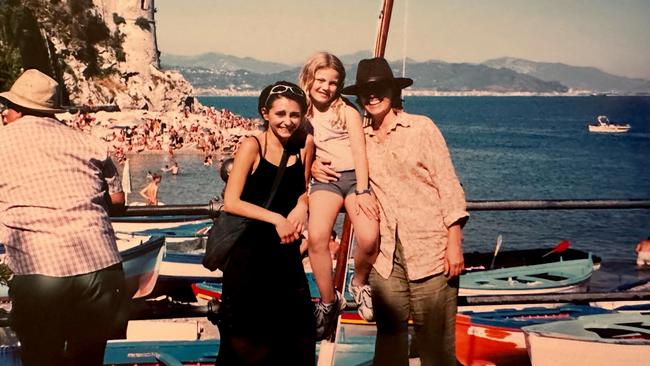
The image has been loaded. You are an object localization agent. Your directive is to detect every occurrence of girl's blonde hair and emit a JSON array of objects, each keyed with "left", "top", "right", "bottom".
[{"left": 299, "top": 52, "right": 347, "bottom": 129}]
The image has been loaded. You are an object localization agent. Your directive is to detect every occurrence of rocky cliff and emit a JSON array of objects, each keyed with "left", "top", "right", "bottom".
[{"left": 0, "top": 0, "right": 193, "bottom": 111}]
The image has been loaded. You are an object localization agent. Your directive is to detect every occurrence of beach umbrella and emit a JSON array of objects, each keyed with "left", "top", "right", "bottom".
[{"left": 122, "top": 159, "right": 132, "bottom": 205}]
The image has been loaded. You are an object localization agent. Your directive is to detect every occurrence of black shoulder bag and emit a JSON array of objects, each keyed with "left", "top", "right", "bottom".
[{"left": 202, "top": 149, "right": 290, "bottom": 272}]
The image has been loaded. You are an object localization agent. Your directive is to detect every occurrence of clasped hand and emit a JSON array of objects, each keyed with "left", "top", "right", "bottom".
[{"left": 275, "top": 205, "right": 307, "bottom": 244}]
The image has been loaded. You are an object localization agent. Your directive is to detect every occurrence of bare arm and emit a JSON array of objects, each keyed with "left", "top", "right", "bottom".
[
  {"left": 139, "top": 185, "right": 150, "bottom": 202},
  {"left": 345, "top": 107, "right": 380, "bottom": 220},
  {"left": 302, "top": 134, "right": 315, "bottom": 190},
  {"left": 223, "top": 136, "right": 300, "bottom": 244},
  {"left": 287, "top": 135, "right": 315, "bottom": 234},
  {"left": 345, "top": 107, "right": 369, "bottom": 191}
]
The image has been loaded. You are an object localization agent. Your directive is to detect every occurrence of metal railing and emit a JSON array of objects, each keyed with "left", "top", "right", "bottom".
[{"left": 116, "top": 198, "right": 650, "bottom": 217}]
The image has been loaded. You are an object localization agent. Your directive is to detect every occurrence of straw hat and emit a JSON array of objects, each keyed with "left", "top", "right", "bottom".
[
  {"left": 341, "top": 57, "right": 413, "bottom": 95},
  {"left": 0, "top": 69, "right": 65, "bottom": 113}
]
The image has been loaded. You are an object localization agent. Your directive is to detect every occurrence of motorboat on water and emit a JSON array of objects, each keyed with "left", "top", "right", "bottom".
[{"left": 588, "top": 115, "right": 631, "bottom": 133}]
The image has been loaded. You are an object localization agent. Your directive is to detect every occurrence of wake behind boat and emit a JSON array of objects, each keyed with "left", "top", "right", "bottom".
[{"left": 588, "top": 115, "right": 631, "bottom": 133}]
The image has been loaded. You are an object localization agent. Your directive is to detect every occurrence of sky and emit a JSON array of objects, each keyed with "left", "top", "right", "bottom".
[{"left": 155, "top": 0, "right": 650, "bottom": 80}]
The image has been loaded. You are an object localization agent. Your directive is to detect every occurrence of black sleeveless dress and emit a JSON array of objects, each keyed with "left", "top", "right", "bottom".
[{"left": 217, "top": 140, "right": 315, "bottom": 364}]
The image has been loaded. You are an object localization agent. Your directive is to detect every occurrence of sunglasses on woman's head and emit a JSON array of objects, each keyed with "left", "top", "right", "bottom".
[{"left": 264, "top": 84, "right": 305, "bottom": 107}]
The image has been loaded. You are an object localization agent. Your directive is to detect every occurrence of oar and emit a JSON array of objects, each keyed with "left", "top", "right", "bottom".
[
  {"left": 489, "top": 234, "right": 503, "bottom": 269},
  {"left": 542, "top": 239, "right": 570, "bottom": 257}
]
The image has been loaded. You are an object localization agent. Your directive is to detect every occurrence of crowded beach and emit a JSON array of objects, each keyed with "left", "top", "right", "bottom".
[{"left": 58, "top": 98, "right": 262, "bottom": 165}]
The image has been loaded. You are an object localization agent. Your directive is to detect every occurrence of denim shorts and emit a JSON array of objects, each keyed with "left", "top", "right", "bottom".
[{"left": 310, "top": 170, "right": 358, "bottom": 198}]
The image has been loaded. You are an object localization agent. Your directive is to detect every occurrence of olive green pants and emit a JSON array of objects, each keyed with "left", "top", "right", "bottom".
[{"left": 369, "top": 237, "right": 458, "bottom": 366}]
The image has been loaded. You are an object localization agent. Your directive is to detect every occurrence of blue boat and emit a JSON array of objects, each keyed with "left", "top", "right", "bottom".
[
  {"left": 102, "top": 335, "right": 376, "bottom": 365},
  {"left": 460, "top": 257, "right": 594, "bottom": 296},
  {"left": 456, "top": 304, "right": 612, "bottom": 366}
]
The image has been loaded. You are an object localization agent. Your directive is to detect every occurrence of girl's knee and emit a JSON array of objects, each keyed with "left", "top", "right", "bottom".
[
  {"left": 355, "top": 233, "right": 379, "bottom": 253},
  {"left": 307, "top": 231, "right": 331, "bottom": 251}
]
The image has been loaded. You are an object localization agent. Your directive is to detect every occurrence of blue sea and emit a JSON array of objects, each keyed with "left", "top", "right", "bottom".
[{"left": 125, "top": 96, "right": 650, "bottom": 267}]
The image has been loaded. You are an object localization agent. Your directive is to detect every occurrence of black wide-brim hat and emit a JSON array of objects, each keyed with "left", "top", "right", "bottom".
[{"left": 341, "top": 57, "right": 413, "bottom": 95}]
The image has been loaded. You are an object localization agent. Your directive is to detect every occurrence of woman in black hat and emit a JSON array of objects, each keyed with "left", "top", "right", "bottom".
[{"left": 314, "top": 57, "right": 469, "bottom": 366}]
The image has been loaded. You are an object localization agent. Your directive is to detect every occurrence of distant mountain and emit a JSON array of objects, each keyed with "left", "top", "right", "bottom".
[
  {"left": 338, "top": 50, "right": 373, "bottom": 65},
  {"left": 164, "top": 52, "right": 650, "bottom": 95},
  {"left": 173, "top": 57, "right": 568, "bottom": 94},
  {"left": 179, "top": 66, "right": 300, "bottom": 90},
  {"left": 484, "top": 57, "right": 650, "bottom": 93},
  {"left": 162, "top": 52, "right": 294, "bottom": 74},
  {"left": 374, "top": 60, "right": 568, "bottom": 93}
]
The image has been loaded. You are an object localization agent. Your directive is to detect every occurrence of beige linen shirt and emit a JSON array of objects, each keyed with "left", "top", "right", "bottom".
[{"left": 366, "top": 111, "right": 468, "bottom": 280}]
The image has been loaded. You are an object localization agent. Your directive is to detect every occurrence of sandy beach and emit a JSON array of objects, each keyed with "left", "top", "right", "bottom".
[{"left": 56, "top": 103, "right": 262, "bottom": 164}]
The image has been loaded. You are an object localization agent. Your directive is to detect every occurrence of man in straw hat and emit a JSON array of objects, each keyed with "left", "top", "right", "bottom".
[
  {"left": 312, "top": 58, "right": 468, "bottom": 366},
  {"left": 0, "top": 69, "right": 127, "bottom": 365}
]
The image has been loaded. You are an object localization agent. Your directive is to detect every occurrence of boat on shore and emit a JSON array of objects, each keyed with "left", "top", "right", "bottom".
[
  {"left": 587, "top": 115, "right": 631, "bottom": 133},
  {"left": 1, "top": 235, "right": 165, "bottom": 302},
  {"left": 117, "top": 235, "right": 167, "bottom": 299},
  {"left": 523, "top": 313, "right": 650, "bottom": 366},
  {"left": 459, "top": 257, "right": 594, "bottom": 296},
  {"left": 112, "top": 215, "right": 211, "bottom": 234},
  {"left": 191, "top": 250, "right": 597, "bottom": 310},
  {"left": 102, "top": 334, "right": 376, "bottom": 366},
  {"left": 455, "top": 304, "right": 612, "bottom": 366}
]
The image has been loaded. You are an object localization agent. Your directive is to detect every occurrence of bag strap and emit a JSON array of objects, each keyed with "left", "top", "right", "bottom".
[{"left": 262, "top": 148, "right": 290, "bottom": 209}]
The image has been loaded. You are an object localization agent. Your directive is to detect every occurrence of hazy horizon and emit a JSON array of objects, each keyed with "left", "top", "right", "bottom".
[{"left": 155, "top": 0, "right": 650, "bottom": 80}]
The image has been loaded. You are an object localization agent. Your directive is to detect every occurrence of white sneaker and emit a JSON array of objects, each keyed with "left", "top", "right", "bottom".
[
  {"left": 314, "top": 291, "right": 346, "bottom": 341},
  {"left": 349, "top": 280, "right": 374, "bottom": 322}
]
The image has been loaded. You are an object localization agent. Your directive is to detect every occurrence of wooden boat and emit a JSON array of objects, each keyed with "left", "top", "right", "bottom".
[
  {"left": 111, "top": 215, "right": 211, "bottom": 234},
  {"left": 116, "top": 235, "right": 166, "bottom": 299},
  {"left": 129, "top": 221, "right": 212, "bottom": 239},
  {"left": 591, "top": 277, "right": 650, "bottom": 311},
  {"left": 523, "top": 313, "right": 650, "bottom": 366},
  {"left": 103, "top": 335, "right": 376, "bottom": 366},
  {"left": 464, "top": 247, "right": 601, "bottom": 271},
  {"left": 192, "top": 250, "right": 596, "bottom": 302},
  {"left": 460, "top": 257, "right": 594, "bottom": 296},
  {"left": 104, "top": 339, "right": 217, "bottom": 365},
  {"left": 151, "top": 251, "right": 222, "bottom": 302},
  {"left": 0, "top": 235, "right": 165, "bottom": 302},
  {"left": 113, "top": 232, "right": 219, "bottom": 302},
  {"left": 455, "top": 305, "right": 612, "bottom": 366}
]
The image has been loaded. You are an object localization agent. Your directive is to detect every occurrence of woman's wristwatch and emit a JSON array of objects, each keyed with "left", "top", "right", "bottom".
[{"left": 355, "top": 188, "right": 372, "bottom": 195}]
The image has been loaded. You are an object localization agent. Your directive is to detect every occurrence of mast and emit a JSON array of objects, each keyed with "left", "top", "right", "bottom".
[{"left": 318, "top": 1, "right": 395, "bottom": 365}]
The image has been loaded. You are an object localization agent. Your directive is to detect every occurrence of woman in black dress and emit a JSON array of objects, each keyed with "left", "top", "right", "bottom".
[{"left": 217, "top": 81, "right": 316, "bottom": 365}]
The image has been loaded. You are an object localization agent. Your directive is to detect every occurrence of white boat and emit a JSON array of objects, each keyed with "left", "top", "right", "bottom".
[
  {"left": 588, "top": 115, "right": 631, "bottom": 133},
  {"left": 523, "top": 313, "right": 650, "bottom": 366}
]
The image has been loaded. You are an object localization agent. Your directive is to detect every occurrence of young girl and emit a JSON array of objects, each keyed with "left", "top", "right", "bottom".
[
  {"left": 217, "top": 81, "right": 315, "bottom": 365},
  {"left": 299, "top": 52, "right": 380, "bottom": 337}
]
